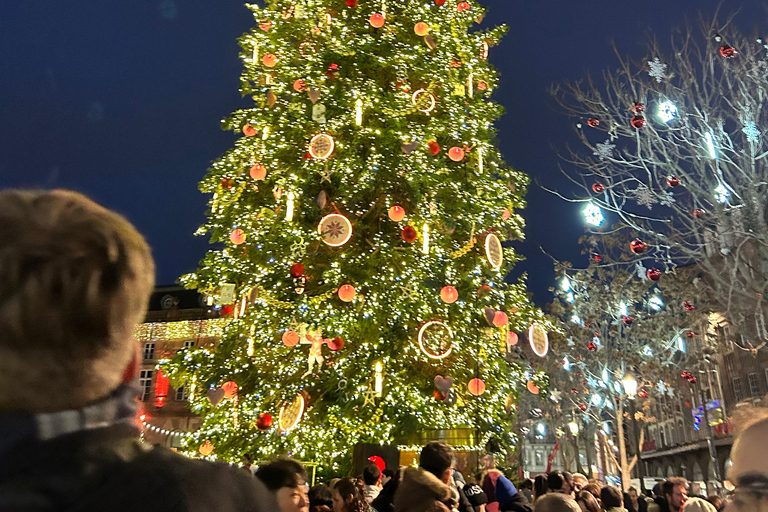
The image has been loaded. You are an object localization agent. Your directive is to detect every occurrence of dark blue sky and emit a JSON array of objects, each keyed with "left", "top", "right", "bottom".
[{"left": 0, "top": 1, "right": 757, "bottom": 305}]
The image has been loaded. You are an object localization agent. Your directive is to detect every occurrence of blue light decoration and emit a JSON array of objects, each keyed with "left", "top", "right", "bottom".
[
  {"left": 563, "top": 356, "right": 571, "bottom": 371},
  {"left": 570, "top": 315, "right": 582, "bottom": 325},
  {"left": 657, "top": 100, "right": 678, "bottom": 123},
  {"left": 583, "top": 202, "right": 604, "bottom": 227},
  {"left": 560, "top": 277, "right": 572, "bottom": 292},
  {"left": 649, "top": 296, "right": 664, "bottom": 312},
  {"left": 537, "top": 423, "right": 547, "bottom": 435},
  {"left": 714, "top": 183, "right": 729, "bottom": 204},
  {"left": 705, "top": 131, "right": 718, "bottom": 159},
  {"left": 619, "top": 302, "right": 628, "bottom": 317},
  {"left": 591, "top": 394, "right": 603, "bottom": 406},
  {"left": 643, "top": 345, "right": 654, "bottom": 357}
]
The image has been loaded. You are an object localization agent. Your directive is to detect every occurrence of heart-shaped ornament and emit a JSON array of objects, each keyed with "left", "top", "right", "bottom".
[
  {"left": 401, "top": 141, "right": 418, "bottom": 154},
  {"left": 484, "top": 307, "right": 496, "bottom": 326},
  {"left": 207, "top": 387, "right": 225, "bottom": 407},
  {"left": 434, "top": 375, "right": 454, "bottom": 394},
  {"left": 307, "top": 89, "right": 321, "bottom": 104}
]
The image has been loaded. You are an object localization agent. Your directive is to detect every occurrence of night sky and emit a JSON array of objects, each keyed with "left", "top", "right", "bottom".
[{"left": 0, "top": 1, "right": 758, "bottom": 306}]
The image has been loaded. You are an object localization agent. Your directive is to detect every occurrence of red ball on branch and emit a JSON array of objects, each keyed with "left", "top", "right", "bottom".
[
  {"left": 666, "top": 176, "right": 680, "bottom": 187},
  {"left": 428, "top": 141, "right": 441, "bottom": 155},
  {"left": 433, "top": 389, "right": 446, "bottom": 401},
  {"left": 720, "top": 45, "right": 738, "bottom": 58},
  {"left": 622, "top": 316, "right": 634, "bottom": 325},
  {"left": 456, "top": 1, "right": 470, "bottom": 11},
  {"left": 587, "top": 341, "right": 597, "bottom": 351},
  {"left": 630, "top": 115, "right": 647, "bottom": 129},
  {"left": 328, "top": 337, "right": 345, "bottom": 351},
  {"left": 630, "top": 238, "right": 648, "bottom": 254},
  {"left": 593, "top": 254, "right": 602, "bottom": 262},
  {"left": 693, "top": 208, "right": 706, "bottom": 218},
  {"left": 346, "top": 0, "right": 358, "bottom": 6},
  {"left": 290, "top": 263, "right": 305, "bottom": 278},
  {"left": 256, "top": 413, "right": 273, "bottom": 430},
  {"left": 647, "top": 268, "right": 661, "bottom": 281},
  {"left": 221, "top": 177, "right": 235, "bottom": 190},
  {"left": 579, "top": 403, "right": 588, "bottom": 411},
  {"left": 587, "top": 117, "right": 599, "bottom": 127},
  {"left": 435, "top": 0, "right": 446, "bottom": 5},
  {"left": 242, "top": 124, "right": 257, "bottom": 137},
  {"left": 638, "top": 389, "right": 648, "bottom": 398},
  {"left": 633, "top": 102, "right": 645, "bottom": 113},
  {"left": 401, "top": 226, "right": 418, "bottom": 243},
  {"left": 592, "top": 183, "right": 604, "bottom": 193},
  {"left": 684, "top": 301, "right": 695, "bottom": 311}
]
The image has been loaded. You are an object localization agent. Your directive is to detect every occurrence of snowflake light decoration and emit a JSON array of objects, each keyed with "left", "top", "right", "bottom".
[
  {"left": 743, "top": 120, "right": 760, "bottom": 143},
  {"left": 593, "top": 140, "right": 615, "bottom": 161},
  {"left": 655, "top": 380, "right": 668, "bottom": 397},
  {"left": 583, "top": 202, "right": 604, "bottom": 226},
  {"left": 660, "top": 191, "right": 676, "bottom": 207},
  {"left": 635, "top": 261, "right": 648, "bottom": 280},
  {"left": 630, "top": 184, "right": 658, "bottom": 209},
  {"left": 648, "top": 57, "right": 667, "bottom": 83}
]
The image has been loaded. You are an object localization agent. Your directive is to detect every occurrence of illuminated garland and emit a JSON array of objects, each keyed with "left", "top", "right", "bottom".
[
  {"left": 134, "top": 319, "right": 228, "bottom": 342},
  {"left": 142, "top": 421, "right": 195, "bottom": 438}
]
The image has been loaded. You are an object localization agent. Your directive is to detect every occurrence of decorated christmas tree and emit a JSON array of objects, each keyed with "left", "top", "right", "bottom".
[{"left": 163, "top": 0, "right": 550, "bottom": 473}]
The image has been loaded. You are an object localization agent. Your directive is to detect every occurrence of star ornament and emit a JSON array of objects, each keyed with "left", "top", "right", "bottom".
[{"left": 549, "top": 390, "right": 562, "bottom": 403}]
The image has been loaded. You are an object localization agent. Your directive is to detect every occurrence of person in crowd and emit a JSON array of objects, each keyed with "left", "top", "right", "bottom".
[
  {"left": 256, "top": 458, "right": 311, "bottom": 512},
  {"left": 330, "top": 479, "right": 341, "bottom": 491},
  {"left": 310, "top": 484, "right": 334, "bottom": 512},
  {"left": 363, "top": 463, "right": 382, "bottom": 503},
  {"left": 582, "top": 483, "right": 602, "bottom": 504},
  {"left": 0, "top": 190, "right": 279, "bottom": 512},
  {"left": 572, "top": 474, "right": 588, "bottom": 494},
  {"left": 533, "top": 493, "right": 581, "bottom": 512},
  {"left": 495, "top": 474, "right": 532, "bottom": 512},
  {"left": 464, "top": 480, "right": 489, "bottom": 512},
  {"left": 648, "top": 478, "right": 688, "bottom": 512},
  {"left": 574, "top": 491, "right": 600, "bottom": 512},
  {"left": 394, "top": 459, "right": 454, "bottom": 511},
  {"left": 548, "top": 471, "right": 575, "bottom": 497},
  {"left": 680, "top": 498, "right": 716, "bottom": 512},
  {"left": 704, "top": 496, "right": 721, "bottom": 512},
  {"left": 371, "top": 468, "right": 402, "bottom": 512},
  {"left": 332, "top": 478, "right": 369, "bottom": 512},
  {"left": 482, "top": 455, "right": 507, "bottom": 512},
  {"left": 533, "top": 475, "right": 550, "bottom": 504},
  {"left": 519, "top": 479, "right": 534, "bottom": 504},
  {"left": 724, "top": 413, "right": 768, "bottom": 512},
  {"left": 625, "top": 487, "right": 648, "bottom": 512},
  {"left": 600, "top": 486, "right": 626, "bottom": 512}
]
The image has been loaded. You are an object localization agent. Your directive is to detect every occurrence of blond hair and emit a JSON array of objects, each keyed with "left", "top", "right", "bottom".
[{"left": 0, "top": 190, "right": 154, "bottom": 412}]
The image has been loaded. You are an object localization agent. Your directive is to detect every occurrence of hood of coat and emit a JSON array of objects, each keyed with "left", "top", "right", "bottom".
[{"left": 395, "top": 467, "right": 453, "bottom": 512}]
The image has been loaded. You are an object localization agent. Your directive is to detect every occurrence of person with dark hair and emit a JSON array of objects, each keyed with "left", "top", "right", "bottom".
[
  {"left": 381, "top": 469, "right": 395, "bottom": 487},
  {"left": 519, "top": 480, "right": 534, "bottom": 504},
  {"left": 547, "top": 471, "right": 574, "bottom": 497},
  {"left": 0, "top": 190, "right": 279, "bottom": 512},
  {"left": 574, "top": 491, "right": 600, "bottom": 512},
  {"left": 600, "top": 486, "right": 625, "bottom": 512},
  {"left": 332, "top": 478, "right": 368, "bottom": 512},
  {"left": 648, "top": 478, "right": 687, "bottom": 512},
  {"left": 310, "top": 484, "right": 334, "bottom": 512},
  {"left": 363, "top": 463, "right": 382, "bottom": 503},
  {"left": 464, "top": 480, "right": 489, "bottom": 512},
  {"left": 581, "top": 483, "right": 601, "bottom": 504},
  {"left": 255, "top": 458, "right": 310, "bottom": 512},
  {"left": 533, "top": 475, "right": 550, "bottom": 504},
  {"left": 372, "top": 468, "right": 402, "bottom": 512},
  {"left": 626, "top": 487, "right": 648, "bottom": 512}
]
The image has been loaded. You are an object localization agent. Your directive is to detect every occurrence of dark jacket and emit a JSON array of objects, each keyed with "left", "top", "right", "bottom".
[
  {"left": 371, "top": 477, "right": 397, "bottom": 512},
  {"left": 648, "top": 496, "right": 670, "bottom": 512},
  {"left": 0, "top": 423, "right": 278, "bottom": 512},
  {"left": 495, "top": 475, "right": 532, "bottom": 512}
]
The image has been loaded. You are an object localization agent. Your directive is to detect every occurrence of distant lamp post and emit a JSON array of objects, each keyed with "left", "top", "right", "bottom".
[
  {"left": 622, "top": 373, "right": 645, "bottom": 492},
  {"left": 568, "top": 420, "right": 584, "bottom": 474}
]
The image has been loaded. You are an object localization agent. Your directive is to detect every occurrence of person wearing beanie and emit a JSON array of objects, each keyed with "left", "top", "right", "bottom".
[{"left": 464, "top": 483, "right": 489, "bottom": 512}]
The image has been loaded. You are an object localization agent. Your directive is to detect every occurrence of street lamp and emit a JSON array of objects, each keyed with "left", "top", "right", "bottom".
[
  {"left": 568, "top": 420, "right": 584, "bottom": 474},
  {"left": 568, "top": 422, "right": 579, "bottom": 435},
  {"left": 622, "top": 373, "right": 645, "bottom": 492}
]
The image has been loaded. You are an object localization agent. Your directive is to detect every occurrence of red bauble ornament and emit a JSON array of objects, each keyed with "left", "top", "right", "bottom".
[
  {"left": 222, "top": 381, "right": 238, "bottom": 399},
  {"left": 220, "top": 304, "right": 234, "bottom": 317},
  {"left": 631, "top": 115, "right": 647, "bottom": 129},
  {"left": 221, "top": 177, "right": 234, "bottom": 189},
  {"left": 440, "top": 285, "right": 459, "bottom": 304},
  {"left": 579, "top": 403, "right": 588, "bottom": 411},
  {"left": 593, "top": 253, "right": 602, "bottom": 262},
  {"left": 492, "top": 311, "right": 509, "bottom": 327},
  {"left": 623, "top": 316, "right": 634, "bottom": 325},
  {"left": 638, "top": 389, "right": 648, "bottom": 399},
  {"left": 346, "top": 0, "right": 358, "bottom": 6},
  {"left": 592, "top": 183, "right": 604, "bottom": 193},
  {"left": 230, "top": 229, "right": 246, "bottom": 245},
  {"left": 693, "top": 208, "right": 706, "bottom": 218},
  {"left": 250, "top": 163, "right": 267, "bottom": 180},
  {"left": 369, "top": 13, "right": 385, "bottom": 28},
  {"left": 338, "top": 284, "right": 356, "bottom": 302},
  {"left": 282, "top": 330, "right": 300, "bottom": 346},
  {"left": 401, "top": 226, "right": 418, "bottom": 242},
  {"left": 328, "top": 337, "right": 345, "bottom": 351},
  {"left": 388, "top": 205, "right": 406, "bottom": 222},
  {"left": 633, "top": 102, "right": 645, "bottom": 113},
  {"left": 433, "top": 389, "right": 446, "bottom": 400},
  {"left": 571, "top": 388, "right": 577, "bottom": 393},
  {"left": 256, "top": 413, "right": 273, "bottom": 430},
  {"left": 242, "top": 124, "right": 257, "bottom": 137},
  {"left": 457, "top": 1, "right": 470, "bottom": 11},
  {"left": 686, "top": 331, "right": 695, "bottom": 338},
  {"left": 290, "top": 263, "right": 305, "bottom": 278},
  {"left": 428, "top": 141, "right": 441, "bottom": 155},
  {"left": 630, "top": 238, "right": 648, "bottom": 254},
  {"left": 435, "top": 0, "right": 446, "bottom": 5},
  {"left": 587, "top": 341, "right": 597, "bottom": 351},
  {"left": 587, "top": 117, "right": 600, "bottom": 127},
  {"left": 468, "top": 378, "right": 486, "bottom": 396},
  {"left": 448, "top": 146, "right": 465, "bottom": 162},
  {"left": 259, "top": 20, "right": 272, "bottom": 31},
  {"left": 684, "top": 301, "right": 695, "bottom": 311},
  {"left": 647, "top": 268, "right": 661, "bottom": 281},
  {"left": 666, "top": 176, "right": 680, "bottom": 187},
  {"left": 262, "top": 53, "right": 277, "bottom": 68},
  {"left": 477, "top": 80, "right": 487, "bottom": 91},
  {"left": 720, "top": 45, "right": 737, "bottom": 58}
]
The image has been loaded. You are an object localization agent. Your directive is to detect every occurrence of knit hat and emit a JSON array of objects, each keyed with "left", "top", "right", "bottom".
[
  {"left": 494, "top": 475, "right": 519, "bottom": 504},
  {"left": 681, "top": 497, "right": 717, "bottom": 512},
  {"left": 463, "top": 484, "right": 488, "bottom": 507}
]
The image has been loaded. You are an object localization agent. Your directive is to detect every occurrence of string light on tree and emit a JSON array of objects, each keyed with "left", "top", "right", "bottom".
[
  {"left": 583, "top": 202, "right": 604, "bottom": 226},
  {"left": 657, "top": 100, "right": 678, "bottom": 123}
]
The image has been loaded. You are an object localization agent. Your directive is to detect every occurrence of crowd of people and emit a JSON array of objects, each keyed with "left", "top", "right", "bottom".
[
  {"left": 0, "top": 189, "right": 766, "bottom": 512},
  {"left": 251, "top": 443, "right": 737, "bottom": 512}
]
